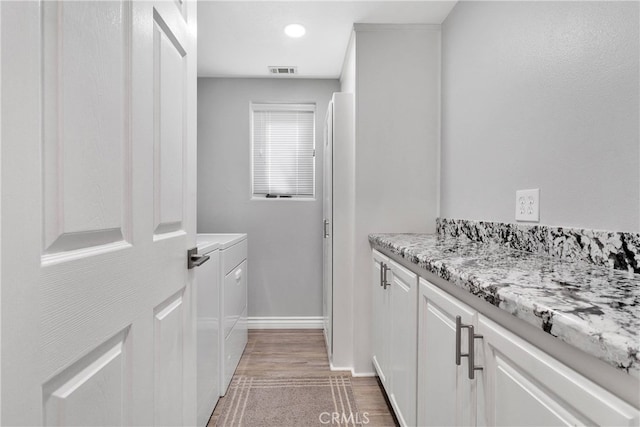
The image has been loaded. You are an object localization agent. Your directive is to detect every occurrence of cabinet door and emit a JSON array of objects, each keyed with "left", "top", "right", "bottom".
[
  {"left": 372, "top": 249, "right": 391, "bottom": 389},
  {"left": 388, "top": 260, "right": 419, "bottom": 427},
  {"left": 418, "top": 278, "right": 477, "bottom": 427},
  {"left": 478, "top": 316, "right": 640, "bottom": 427}
]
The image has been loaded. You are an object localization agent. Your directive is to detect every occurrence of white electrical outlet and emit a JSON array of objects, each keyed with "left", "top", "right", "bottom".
[{"left": 515, "top": 189, "right": 540, "bottom": 222}]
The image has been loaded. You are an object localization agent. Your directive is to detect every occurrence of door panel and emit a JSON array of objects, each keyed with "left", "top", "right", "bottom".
[
  {"left": 154, "top": 291, "right": 185, "bottom": 427},
  {"left": 153, "top": 10, "right": 186, "bottom": 235},
  {"left": 43, "top": 329, "right": 130, "bottom": 427},
  {"left": 1, "top": 1, "right": 198, "bottom": 425},
  {"left": 42, "top": 1, "right": 131, "bottom": 255}
]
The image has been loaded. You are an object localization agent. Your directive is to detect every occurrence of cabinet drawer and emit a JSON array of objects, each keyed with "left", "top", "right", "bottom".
[
  {"left": 223, "top": 260, "right": 247, "bottom": 339},
  {"left": 222, "top": 238, "right": 247, "bottom": 275}
]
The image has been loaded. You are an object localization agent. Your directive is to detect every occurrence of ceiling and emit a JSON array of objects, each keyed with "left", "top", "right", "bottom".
[{"left": 197, "top": 1, "right": 457, "bottom": 79}]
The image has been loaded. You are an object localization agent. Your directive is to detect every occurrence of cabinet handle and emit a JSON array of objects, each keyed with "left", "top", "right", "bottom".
[
  {"left": 455, "top": 316, "right": 483, "bottom": 379},
  {"left": 455, "top": 316, "right": 466, "bottom": 366},
  {"left": 379, "top": 261, "right": 384, "bottom": 287},
  {"left": 323, "top": 219, "right": 330, "bottom": 238},
  {"left": 382, "top": 264, "right": 391, "bottom": 289},
  {"left": 467, "top": 325, "right": 483, "bottom": 380}
]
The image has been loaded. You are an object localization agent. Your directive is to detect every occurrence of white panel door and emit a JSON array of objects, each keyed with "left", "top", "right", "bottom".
[
  {"left": 0, "top": 1, "right": 198, "bottom": 425},
  {"left": 388, "top": 259, "right": 418, "bottom": 427},
  {"left": 417, "top": 278, "right": 476, "bottom": 427},
  {"left": 478, "top": 316, "right": 639, "bottom": 427},
  {"left": 322, "top": 99, "right": 334, "bottom": 358}
]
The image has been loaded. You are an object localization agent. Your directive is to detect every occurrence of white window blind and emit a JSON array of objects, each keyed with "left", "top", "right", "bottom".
[{"left": 251, "top": 103, "right": 316, "bottom": 198}]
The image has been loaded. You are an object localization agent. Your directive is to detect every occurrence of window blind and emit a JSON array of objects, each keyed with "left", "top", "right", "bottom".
[{"left": 252, "top": 104, "right": 315, "bottom": 197}]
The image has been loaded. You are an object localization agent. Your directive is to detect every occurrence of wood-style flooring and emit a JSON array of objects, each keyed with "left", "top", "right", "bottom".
[{"left": 208, "top": 329, "right": 398, "bottom": 426}]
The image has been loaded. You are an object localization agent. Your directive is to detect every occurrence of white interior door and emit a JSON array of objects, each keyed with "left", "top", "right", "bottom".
[
  {"left": 322, "top": 99, "right": 334, "bottom": 358},
  {"left": 1, "top": 1, "right": 197, "bottom": 425}
]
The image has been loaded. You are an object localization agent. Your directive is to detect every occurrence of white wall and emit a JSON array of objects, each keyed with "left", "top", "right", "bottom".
[
  {"left": 351, "top": 25, "right": 441, "bottom": 374},
  {"left": 197, "top": 78, "right": 340, "bottom": 318},
  {"left": 441, "top": 1, "right": 640, "bottom": 232}
]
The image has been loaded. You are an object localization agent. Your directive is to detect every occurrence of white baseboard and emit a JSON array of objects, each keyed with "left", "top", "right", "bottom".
[
  {"left": 351, "top": 370, "right": 376, "bottom": 377},
  {"left": 329, "top": 362, "right": 352, "bottom": 373},
  {"left": 248, "top": 316, "right": 324, "bottom": 329}
]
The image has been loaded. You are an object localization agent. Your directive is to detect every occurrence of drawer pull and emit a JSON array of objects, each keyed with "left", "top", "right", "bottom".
[{"left": 235, "top": 269, "right": 242, "bottom": 281}]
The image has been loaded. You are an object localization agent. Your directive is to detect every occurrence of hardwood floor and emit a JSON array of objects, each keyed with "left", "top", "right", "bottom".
[{"left": 208, "top": 329, "right": 398, "bottom": 426}]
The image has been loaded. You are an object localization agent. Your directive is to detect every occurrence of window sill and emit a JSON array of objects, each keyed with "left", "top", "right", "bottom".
[{"left": 250, "top": 196, "right": 316, "bottom": 202}]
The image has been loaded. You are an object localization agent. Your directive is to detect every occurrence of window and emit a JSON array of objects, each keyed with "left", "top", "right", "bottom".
[{"left": 251, "top": 103, "right": 316, "bottom": 199}]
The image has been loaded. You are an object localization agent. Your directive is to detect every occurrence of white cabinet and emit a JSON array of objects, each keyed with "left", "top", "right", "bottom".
[
  {"left": 372, "top": 250, "right": 391, "bottom": 387},
  {"left": 414, "top": 276, "right": 639, "bottom": 427},
  {"left": 478, "top": 316, "right": 639, "bottom": 427},
  {"left": 417, "top": 278, "right": 476, "bottom": 427},
  {"left": 371, "top": 249, "right": 418, "bottom": 427},
  {"left": 322, "top": 92, "right": 355, "bottom": 370},
  {"left": 388, "top": 261, "right": 419, "bottom": 427}
]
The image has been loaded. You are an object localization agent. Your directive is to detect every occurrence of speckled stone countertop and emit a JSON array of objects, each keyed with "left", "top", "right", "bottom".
[{"left": 369, "top": 233, "right": 640, "bottom": 379}]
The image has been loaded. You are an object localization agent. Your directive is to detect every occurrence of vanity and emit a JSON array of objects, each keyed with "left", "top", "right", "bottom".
[{"left": 370, "top": 232, "right": 640, "bottom": 427}]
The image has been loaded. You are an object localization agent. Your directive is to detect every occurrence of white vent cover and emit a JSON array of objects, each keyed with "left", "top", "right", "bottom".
[{"left": 268, "top": 66, "right": 297, "bottom": 75}]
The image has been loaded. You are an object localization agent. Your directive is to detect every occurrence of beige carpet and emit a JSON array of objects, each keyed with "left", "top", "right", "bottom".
[{"left": 215, "top": 375, "right": 364, "bottom": 427}]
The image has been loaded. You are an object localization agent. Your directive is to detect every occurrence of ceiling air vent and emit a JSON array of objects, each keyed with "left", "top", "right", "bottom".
[{"left": 268, "top": 66, "right": 297, "bottom": 75}]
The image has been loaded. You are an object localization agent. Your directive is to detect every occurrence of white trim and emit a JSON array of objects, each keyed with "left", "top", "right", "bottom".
[
  {"left": 350, "top": 369, "right": 376, "bottom": 378},
  {"left": 329, "top": 362, "right": 352, "bottom": 373},
  {"left": 353, "top": 23, "right": 441, "bottom": 32},
  {"left": 248, "top": 316, "right": 323, "bottom": 329}
]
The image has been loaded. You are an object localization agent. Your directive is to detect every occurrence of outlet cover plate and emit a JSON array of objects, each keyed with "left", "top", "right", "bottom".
[{"left": 515, "top": 189, "right": 540, "bottom": 222}]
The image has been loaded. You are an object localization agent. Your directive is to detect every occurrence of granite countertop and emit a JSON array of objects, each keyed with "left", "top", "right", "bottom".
[{"left": 369, "top": 233, "right": 640, "bottom": 379}]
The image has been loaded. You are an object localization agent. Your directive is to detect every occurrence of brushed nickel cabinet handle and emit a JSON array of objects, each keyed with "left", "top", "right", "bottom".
[
  {"left": 456, "top": 316, "right": 483, "bottom": 379},
  {"left": 456, "top": 316, "right": 463, "bottom": 365},
  {"left": 382, "top": 264, "right": 391, "bottom": 289},
  {"left": 467, "top": 324, "right": 483, "bottom": 380}
]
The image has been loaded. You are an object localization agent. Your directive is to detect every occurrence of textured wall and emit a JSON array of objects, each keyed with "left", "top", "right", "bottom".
[
  {"left": 440, "top": 1, "right": 640, "bottom": 232},
  {"left": 197, "top": 78, "right": 339, "bottom": 317}
]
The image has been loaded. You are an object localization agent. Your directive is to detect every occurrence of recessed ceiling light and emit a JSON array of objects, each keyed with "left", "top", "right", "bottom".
[{"left": 284, "top": 24, "right": 306, "bottom": 38}]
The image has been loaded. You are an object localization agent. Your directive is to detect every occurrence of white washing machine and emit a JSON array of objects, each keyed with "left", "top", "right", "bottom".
[{"left": 196, "top": 233, "right": 248, "bottom": 402}]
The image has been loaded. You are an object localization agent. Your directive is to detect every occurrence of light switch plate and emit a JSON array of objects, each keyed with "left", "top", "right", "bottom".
[{"left": 515, "top": 189, "right": 539, "bottom": 222}]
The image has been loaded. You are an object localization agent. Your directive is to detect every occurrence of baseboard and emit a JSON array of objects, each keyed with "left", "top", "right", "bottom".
[
  {"left": 248, "top": 316, "right": 324, "bottom": 329},
  {"left": 351, "top": 369, "right": 376, "bottom": 377},
  {"left": 329, "top": 362, "right": 352, "bottom": 373}
]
